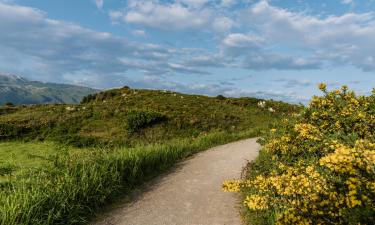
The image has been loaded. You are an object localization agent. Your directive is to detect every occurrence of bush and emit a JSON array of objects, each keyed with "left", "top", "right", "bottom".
[
  {"left": 216, "top": 95, "right": 226, "bottom": 100},
  {"left": 126, "top": 110, "right": 167, "bottom": 133},
  {"left": 81, "top": 94, "right": 96, "bottom": 104},
  {"left": 224, "top": 84, "right": 375, "bottom": 225},
  {"left": 4, "top": 102, "right": 14, "bottom": 107}
]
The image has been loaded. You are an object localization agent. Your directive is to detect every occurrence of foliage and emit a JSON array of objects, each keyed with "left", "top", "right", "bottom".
[
  {"left": 0, "top": 88, "right": 299, "bottom": 147},
  {"left": 0, "top": 87, "right": 299, "bottom": 224},
  {"left": 224, "top": 85, "right": 375, "bottom": 225},
  {"left": 216, "top": 95, "right": 226, "bottom": 100},
  {"left": 4, "top": 102, "right": 14, "bottom": 107},
  {"left": 0, "top": 129, "right": 259, "bottom": 225},
  {"left": 126, "top": 110, "right": 167, "bottom": 133}
]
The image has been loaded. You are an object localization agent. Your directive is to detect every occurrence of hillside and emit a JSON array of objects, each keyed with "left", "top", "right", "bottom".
[
  {"left": 0, "top": 87, "right": 300, "bottom": 224},
  {"left": 0, "top": 73, "right": 98, "bottom": 105},
  {"left": 0, "top": 87, "right": 300, "bottom": 147}
]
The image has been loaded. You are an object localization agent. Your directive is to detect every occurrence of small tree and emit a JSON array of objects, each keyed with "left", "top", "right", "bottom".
[
  {"left": 4, "top": 102, "right": 14, "bottom": 107},
  {"left": 216, "top": 95, "right": 226, "bottom": 100}
]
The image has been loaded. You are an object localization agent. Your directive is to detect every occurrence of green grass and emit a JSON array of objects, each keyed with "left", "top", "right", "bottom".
[
  {"left": 0, "top": 87, "right": 299, "bottom": 224},
  {"left": 0, "top": 142, "right": 95, "bottom": 179},
  {"left": 1, "top": 129, "right": 260, "bottom": 225},
  {"left": 0, "top": 88, "right": 299, "bottom": 147}
]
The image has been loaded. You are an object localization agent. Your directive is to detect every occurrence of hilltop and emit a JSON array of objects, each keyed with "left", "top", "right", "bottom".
[
  {"left": 0, "top": 87, "right": 299, "bottom": 147},
  {"left": 0, "top": 73, "right": 98, "bottom": 105}
]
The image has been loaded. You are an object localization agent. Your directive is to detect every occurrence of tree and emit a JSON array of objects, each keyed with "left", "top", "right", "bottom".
[
  {"left": 4, "top": 102, "right": 14, "bottom": 107},
  {"left": 216, "top": 95, "right": 226, "bottom": 100}
]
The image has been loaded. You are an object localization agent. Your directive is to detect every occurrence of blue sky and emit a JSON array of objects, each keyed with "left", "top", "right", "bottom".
[{"left": 0, "top": 0, "right": 375, "bottom": 103}]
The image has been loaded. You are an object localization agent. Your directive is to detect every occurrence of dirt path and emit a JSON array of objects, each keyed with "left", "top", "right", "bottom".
[{"left": 93, "top": 138, "right": 260, "bottom": 225}]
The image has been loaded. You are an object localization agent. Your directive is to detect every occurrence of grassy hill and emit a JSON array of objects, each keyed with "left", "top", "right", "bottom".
[
  {"left": 0, "top": 73, "right": 98, "bottom": 105},
  {"left": 0, "top": 86, "right": 299, "bottom": 147},
  {"left": 0, "top": 87, "right": 299, "bottom": 225}
]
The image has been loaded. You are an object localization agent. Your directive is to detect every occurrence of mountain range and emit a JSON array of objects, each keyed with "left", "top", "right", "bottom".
[{"left": 0, "top": 73, "right": 98, "bottom": 105}]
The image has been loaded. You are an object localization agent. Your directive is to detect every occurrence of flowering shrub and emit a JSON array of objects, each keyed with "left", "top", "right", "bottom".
[{"left": 224, "top": 84, "right": 375, "bottom": 224}]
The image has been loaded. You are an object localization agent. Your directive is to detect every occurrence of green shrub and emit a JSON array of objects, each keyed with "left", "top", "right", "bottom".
[
  {"left": 216, "top": 95, "right": 226, "bottom": 100},
  {"left": 126, "top": 110, "right": 167, "bottom": 133},
  {"left": 4, "top": 102, "right": 14, "bottom": 107}
]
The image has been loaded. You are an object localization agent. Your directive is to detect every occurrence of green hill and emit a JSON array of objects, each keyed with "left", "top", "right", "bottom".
[
  {"left": 0, "top": 87, "right": 299, "bottom": 147},
  {"left": 0, "top": 73, "right": 98, "bottom": 105},
  {"left": 0, "top": 87, "right": 300, "bottom": 224}
]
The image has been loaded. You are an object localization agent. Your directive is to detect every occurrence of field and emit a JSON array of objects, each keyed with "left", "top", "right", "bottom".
[
  {"left": 0, "top": 87, "right": 298, "bottom": 225},
  {"left": 224, "top": 85, "right": 375, "bottom": 224}
]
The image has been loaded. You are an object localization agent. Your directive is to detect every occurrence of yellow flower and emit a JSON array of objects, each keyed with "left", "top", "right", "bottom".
[
  {"left": 222, "top": 180, "right": 242, "bottom": 192},
  {"left": 318, "top": 82, "right": 327, "bottom": 91}
]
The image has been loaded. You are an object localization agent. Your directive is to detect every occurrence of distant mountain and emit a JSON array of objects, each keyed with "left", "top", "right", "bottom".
[{"left": 0, "top": 73, "right": 99, "bottom": 105}]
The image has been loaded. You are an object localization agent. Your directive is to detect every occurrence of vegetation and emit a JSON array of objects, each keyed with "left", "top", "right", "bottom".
[
  {"left": 0, "top": 87, "right": 299, "bottom": 147},
  {"left": 4, "top": 102, "right": 14, "bottom": 107},
  {"left": 224, "top": 85, "right": 375, "bottom": 224},
  {"left": 0, "top": 131, "right": 258, "bottom": 225},
  {"left": 0, "top": 87, "right": 298, "bottom": 225}
]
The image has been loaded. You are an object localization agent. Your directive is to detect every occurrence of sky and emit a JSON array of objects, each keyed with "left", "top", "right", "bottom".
[{"left": 0, "top": 0, "right": 375, "bottom": 103}]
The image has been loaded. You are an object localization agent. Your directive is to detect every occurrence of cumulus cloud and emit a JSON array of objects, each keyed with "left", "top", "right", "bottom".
[
  {"left": 178, "top": 0, "right": 209, "bottom": 8},
  {"left": 183, "top": 54, "right": 228, "bottom": 68},
  {"left": 121, "top": 75, "right": 307, "bottom": 103},
  {"left": 95, "top": 0, "right": 104, "bottom": 9},
  {"left": 1, "top": 0, "right": 374, "bottom": 103},
  {"left": 110, "top": 0, "right": 233, "bottom": 32},
  {"left": 341, "top": 0, "right": 353, "bottom": 5},
  {"left": 0, "top": 2, "right": 211, "bottom": 88},
  {"left": 239, "top": 0, "right": 375, "bottom": 71},
  {"left": 131, "top": 29, "right": 146, "bottom": 37},
  {"left": 220, "top": 33, "right": 321, "bottom": 70},
  {"left": 273, "top": 78, "right": 314, "bottom": 88},
  {"left": 221, "top": 0, "right": 236, "bottom": 7}
]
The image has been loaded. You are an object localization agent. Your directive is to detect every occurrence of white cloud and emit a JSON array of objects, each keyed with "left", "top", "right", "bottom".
[
  {"left": 124, "top": 2, "right": 210, "bottom": 30},
  {"left": 95, "top": 0, "right": 104, "bottom": 9},
  {"left": 341, "top": 0, "right": 353, "bottom": 5},
  {"left": 178, "top": 0, "right": 209, "bottom": 8},
  {"left": 236, "top": 0, "right": 375, "bottom": 71},
  {"left": 222, "top": 33, "right": 263, "bottom": 48},
  {"left": 132, "top": 29, "right": 146, "bottom": 37},
  {"left": 0, "top": 2, "right": 210, "bottom": 87},
  {"left": 221, "top": 0, "right": 236, "bottom": 7},
  {"left": 110, "top": 0, "right": 233, "bottom": 32},
  {"left": 212, "top": 17, "right": 235, "bottom": 32}
]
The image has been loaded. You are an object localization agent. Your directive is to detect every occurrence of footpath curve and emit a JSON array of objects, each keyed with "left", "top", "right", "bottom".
[{"left": 93, "top": 138, "right": 260, "bottom": 225}]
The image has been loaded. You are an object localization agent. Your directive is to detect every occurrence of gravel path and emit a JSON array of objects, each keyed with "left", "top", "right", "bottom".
[{"left": 92, "top": 138, "right": 260, "bottom": 225}]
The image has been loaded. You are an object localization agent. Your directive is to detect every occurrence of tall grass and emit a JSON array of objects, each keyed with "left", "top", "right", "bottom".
[{"left": 0, "top": 128, "right": 260, "bottom": 225}]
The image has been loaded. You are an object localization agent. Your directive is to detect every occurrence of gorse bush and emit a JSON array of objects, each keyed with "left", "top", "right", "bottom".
[{"left": 224, "top": 84, "right": 375, "bottom": 225}]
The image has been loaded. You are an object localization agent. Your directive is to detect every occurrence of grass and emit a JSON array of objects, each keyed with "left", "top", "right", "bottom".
[
  {"left": 0, "top": 87, "right": 299, "bottom": 224},
  {"left": 1, "top": 129, "right": 259, "bottom": 225},
  {"left": 0, "top": 87, "right": 299, "bottom": 147}
]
